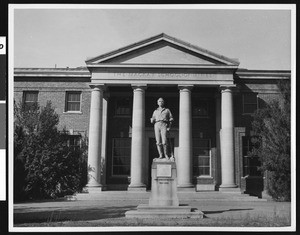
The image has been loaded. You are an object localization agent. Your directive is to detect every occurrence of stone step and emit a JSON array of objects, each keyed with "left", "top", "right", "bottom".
[
  {"left": 125, "top": 204, "right": 204, "bottom": 219},
  {"left": 137, "top": 204, "right": 192, "bottom": 213},
  {"left": 67, "top": 191, "right": 266, "bottom": 202}
]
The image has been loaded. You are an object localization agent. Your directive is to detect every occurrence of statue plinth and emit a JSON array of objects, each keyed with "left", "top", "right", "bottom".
[
  {"left": 149, "top": 161, "right": 179, "bottom": 206},
  {"left": 125, "top": 159, "right": 204, "bottom": 219}
]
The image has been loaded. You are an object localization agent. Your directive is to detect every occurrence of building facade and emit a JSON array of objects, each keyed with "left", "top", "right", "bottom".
[{"left": 14, "top": 34, "right": 290, "bottom": 196}]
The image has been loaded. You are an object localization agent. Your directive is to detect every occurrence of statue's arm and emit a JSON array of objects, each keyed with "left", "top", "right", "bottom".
[
  {"left": 167, "top": 109, "right": 174, "bottom": 131},
  {"left": 150, "top": 110, "right": 156, "bottom": 124},
  {"left": 168, "top": 109, "right": 174, "bottom": 122}
]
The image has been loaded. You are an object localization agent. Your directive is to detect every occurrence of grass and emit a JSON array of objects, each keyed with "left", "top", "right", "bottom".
[
  {"left": 14, "top": 212, "right": 291, "bottom": 227},
  {"left": 13, "top": 197, "right": 292, "bottom": 229}
]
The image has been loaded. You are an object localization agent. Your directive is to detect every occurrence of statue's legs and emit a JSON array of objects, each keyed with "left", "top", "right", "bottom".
[
  {"left": 160, "top": 123, "right": 169, "bottom": 159},
  {"left": 154, "top": 122, "right": 169, "bottom": 159},
  {"left": 162, "top": 144, "right": 169, "bottom": 159},
  {"left": 156, "top": 144, "right": 164, "bottom": 159}
]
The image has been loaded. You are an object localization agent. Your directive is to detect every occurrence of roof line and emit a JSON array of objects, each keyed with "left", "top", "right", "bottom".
[
  {"left": 85, "top": 33, "right": 239, "bottom": 65},
  {"left": 85, "top": 33, "right": 165, "bottom": 63}
]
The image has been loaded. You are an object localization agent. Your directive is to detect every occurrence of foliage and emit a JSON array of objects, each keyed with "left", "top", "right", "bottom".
[
  {"left": 249, "top": 80, "right": 291, "bottom": 201},
  {"left": 14, "top": 101, "right": 88, "bottom": 201}
]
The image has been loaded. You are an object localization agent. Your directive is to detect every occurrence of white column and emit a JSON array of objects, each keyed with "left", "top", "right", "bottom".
[
  {"left": 100, "top": 95, "right": 108, "bottom": 189},
  {"left": 215, "top": 93, "right": 221, "bottom": 186},
  {"left": 177, "top": 85, "right": 194, "bottom": 189},
  {"left": 220, "top": 86, "right": 237, "bottom": 188},
  {"left": 128, "top": 85, "right": 146, "bottom": 190},
  {"left": 87, "top": 84, "right": 104, "bottom": 188}
]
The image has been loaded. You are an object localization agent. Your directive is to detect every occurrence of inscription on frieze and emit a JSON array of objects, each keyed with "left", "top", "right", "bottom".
[{"left": 113, "top": 72, "right": 214, "bottom": 79}]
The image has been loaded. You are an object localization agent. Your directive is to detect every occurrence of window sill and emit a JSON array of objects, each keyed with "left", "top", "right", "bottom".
[{"left": 63, "top": 111, "right": 83, "bottom": 114}]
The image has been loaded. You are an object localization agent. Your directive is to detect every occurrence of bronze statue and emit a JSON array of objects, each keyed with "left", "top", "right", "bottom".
[{"left": 150, "top": 98, "right": 174, "bottom": 160}]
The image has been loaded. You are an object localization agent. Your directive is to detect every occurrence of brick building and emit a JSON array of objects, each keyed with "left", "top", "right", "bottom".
[{"left": 14, "top": 34, "right": 290, "bottom": 196}]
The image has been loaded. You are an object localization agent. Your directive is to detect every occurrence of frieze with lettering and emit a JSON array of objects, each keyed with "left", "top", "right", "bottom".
[
  {"left": 91, "top": 71, "right": 234, "bottom": 85},
  {"left": 113, "top": 72, "right": 214, "bottom": 79}
]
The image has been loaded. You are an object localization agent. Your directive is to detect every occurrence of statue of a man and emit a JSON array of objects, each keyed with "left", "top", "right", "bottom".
[{"left": 150, "top": 98, "right": 174, "bottom": 160}]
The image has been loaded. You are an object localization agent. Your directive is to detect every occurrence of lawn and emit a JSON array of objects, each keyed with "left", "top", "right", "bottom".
[{"left": 13, "top": 199, "right": 292, "bottom": 229}]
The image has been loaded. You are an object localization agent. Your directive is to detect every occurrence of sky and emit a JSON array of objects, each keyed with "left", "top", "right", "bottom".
[{"left": 12, "top": 6, "right": 293, "bottom": 70}]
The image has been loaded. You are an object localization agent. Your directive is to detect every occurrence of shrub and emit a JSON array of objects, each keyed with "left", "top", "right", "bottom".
[
  {"left": 250, "top": 81, "right": 291, "bottom": 201},
  {"left": 14, "top": 101, "right": 87, "bottom": 201}
]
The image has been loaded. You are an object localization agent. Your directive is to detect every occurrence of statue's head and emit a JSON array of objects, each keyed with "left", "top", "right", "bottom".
[{"left": 157, "top": 97, "right": 165, "bottom": 107}]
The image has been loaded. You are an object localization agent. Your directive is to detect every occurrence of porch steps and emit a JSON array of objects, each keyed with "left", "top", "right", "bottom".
[{"left": 68, "top": 191, "right": 267, "bottom": 202}]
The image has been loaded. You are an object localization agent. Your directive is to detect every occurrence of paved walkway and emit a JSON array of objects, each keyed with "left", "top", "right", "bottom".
[{"left": 13, "top": 192, "right": 292, "bottom": 229}]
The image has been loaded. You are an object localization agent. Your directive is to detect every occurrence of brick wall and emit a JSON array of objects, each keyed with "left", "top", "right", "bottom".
[
  {"left": 14, "top": 78, "right": 91, "bottom": 135},
  {"left": 234, "top": 80, "right": 283, "bottom": 131}
]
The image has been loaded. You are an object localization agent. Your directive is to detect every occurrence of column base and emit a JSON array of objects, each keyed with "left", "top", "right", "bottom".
[
  {"left": 219, "top": 183, "right": 238, "bottom": 188},
  {"left": 128, "top": 184, "right": 147, "bottom": 191},
  {"left": 219, "top": 185, "right": 240, "bottom": 193},
  {"left": 85, "top": 185, "right": 106, "bottom": 193},
  {"left": 86, "top": 182, "right": 103, "bottom": 187}
]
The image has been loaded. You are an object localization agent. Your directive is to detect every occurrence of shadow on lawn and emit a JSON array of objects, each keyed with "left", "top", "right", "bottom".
[
  {"left": 203, "top": 208, "right": 253, "bottom": 215},
  {"left": 14, "top": 205, "right": 137, "bottom": 224}
]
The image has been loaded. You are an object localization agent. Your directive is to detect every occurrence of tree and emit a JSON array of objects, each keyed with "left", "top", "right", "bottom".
[
  {"left": 14, "top": 101, "right": 88, "bottom": 201},
  {"left": 250, "top": 80, "right": 291, "bottom": 201}
]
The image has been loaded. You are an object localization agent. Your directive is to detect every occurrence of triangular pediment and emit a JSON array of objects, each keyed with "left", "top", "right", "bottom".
[
  {"left": 101, "top": 41, "right": 217, "bottom": 65},
  {"left": 86, "top": 33, "right": 239, "bottom": 66}
]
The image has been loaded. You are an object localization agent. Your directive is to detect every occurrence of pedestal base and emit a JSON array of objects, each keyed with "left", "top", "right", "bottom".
[
  {"left": 125, "top": 160, "right": 204, "bottom": 219},
  {"left": 125, "top": 204, "right": 204, "bottom": 219}
]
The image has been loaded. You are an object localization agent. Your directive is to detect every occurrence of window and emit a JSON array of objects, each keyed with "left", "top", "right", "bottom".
[
  {"left": 23, "top": 91, "right": 38, "bottom": 106},
  {"left": 112, "top": 138, "right": 131, "bottom": 176},
  {"left": 243, "top": 93, "right": 258, "bottom": 114},
  {"left": 193, "top": 100, "right": 209, "bottom": 117},
  {"left": 193, "top": 139, "right": 211, "bottom": 176},
  {"left": 242, "top": 136, "right": 261, "bottom": 176},
  {"left": 115, "top": 97, "right": 131, "bottom": 116},
  {"left": 67, "top": 135, "right": 81, "bottom": 151},
  {"left": 66, "top": 92, "right": 81, "bottom": 112}
]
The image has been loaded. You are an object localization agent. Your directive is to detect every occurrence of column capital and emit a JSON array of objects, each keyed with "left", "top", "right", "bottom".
[
  {"left": 219, "top": 85, "right": 236, "bottom": 93},
  {"left": 131, "top": 84, "right": 147, "bottom": 91},
  {"left": 89, "top": 84, "right": 106, "bottom": 91},
  {"left": 178, "top": 85, "right": 194, "bottom": 91}
]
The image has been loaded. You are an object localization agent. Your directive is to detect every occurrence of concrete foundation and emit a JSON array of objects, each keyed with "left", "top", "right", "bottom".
[
  {"left": 125, "top": 160, "right": 204, "bottom": 219},
  {"left": 125, "top": 204, "right": 204, "bottom": 219}
]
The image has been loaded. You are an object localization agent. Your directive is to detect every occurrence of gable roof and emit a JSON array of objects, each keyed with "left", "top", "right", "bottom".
[{"left": 85, "top": 33, "right": 240, "bottom": 66}]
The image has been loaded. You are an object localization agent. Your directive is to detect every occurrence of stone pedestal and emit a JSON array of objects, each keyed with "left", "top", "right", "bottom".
[
  {"left": 149, "top": 161, "right": 179, "bottom": 206},
  {"left": 125, "top": 160, "right": 204, "bottom": 219}
]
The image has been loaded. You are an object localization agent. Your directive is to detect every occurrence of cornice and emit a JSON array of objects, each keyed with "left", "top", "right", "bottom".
[{"left": 85, "top": 33, "right": 240, "bottom": 66}]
